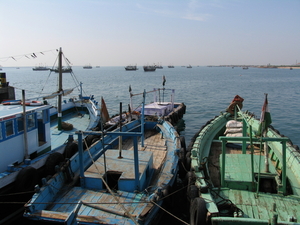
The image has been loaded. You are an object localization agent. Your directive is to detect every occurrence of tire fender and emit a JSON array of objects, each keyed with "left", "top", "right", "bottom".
[
  {"left": 15, "top": 166, "right": 38, "bottom": 192},
  {"left": 190, "top": 197, "right": 207, "bottom": 225}
]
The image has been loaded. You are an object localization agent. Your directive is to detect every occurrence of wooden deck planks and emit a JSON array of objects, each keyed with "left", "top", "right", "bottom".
[
  {"left": 46, "top": 129, "right": 169, "bottom": 222},
  {"left": 220, "top": 189, "right": 300, "bottom": 221},
  {"left": 120, "top": 130, "right": 167, "bottom": 170}
]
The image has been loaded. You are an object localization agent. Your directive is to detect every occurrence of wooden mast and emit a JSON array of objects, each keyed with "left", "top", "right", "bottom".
[{"left": 58, "top": 47, "right": 63, "bottom": 130}]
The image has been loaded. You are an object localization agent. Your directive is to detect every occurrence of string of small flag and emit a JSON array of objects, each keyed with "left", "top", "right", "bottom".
[{"left": 0, "top": 49, "right": 57, "bottom": 62}]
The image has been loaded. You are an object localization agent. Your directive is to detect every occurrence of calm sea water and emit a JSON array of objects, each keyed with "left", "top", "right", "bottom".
[
  {"left": 2, "top": 66, "right": 300, "bottom": 224},
  {"left": 3, "top": 66, "right": 300, "bottom": 147}
]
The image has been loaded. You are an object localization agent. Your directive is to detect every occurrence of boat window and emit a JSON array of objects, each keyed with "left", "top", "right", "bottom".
[
  {"left": 5, "top": 120, "right": 14, "bottom": 137},
  {"left": 17, "top": 117, "right": 24, "bottom": 132},
  {"left": 27, "top": 114, "right": 36, "bottom": 130}
]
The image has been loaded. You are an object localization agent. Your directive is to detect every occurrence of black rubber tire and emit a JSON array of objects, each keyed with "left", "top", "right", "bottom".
[
  {"left": 190, "top": 197, "right": 207, "bottom": 225},
  {"left": 187, "top": 185, "right": 199, "bottom": 202},
  {"left": 185, "top": 152, "right": 191, "bottom": 171},
  {"left": 64, "top": 142, "right": 78, "bottom": 159},
  {"left": 15, "top": 166, "right": 38, "bottom": 192},
  {"left": 44, "top": 152, "right": 64, "bottom": 176},
  {"left": 180, "top": 136, "right": 186, "bottom": 151},
  {"left": 85, "top": 135, "right": 97, "bottom": 147}
]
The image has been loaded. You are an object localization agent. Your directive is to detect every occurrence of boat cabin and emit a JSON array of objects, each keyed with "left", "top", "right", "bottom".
[{"left": 0, "top": 103, "right": 51, "bottom": 173}]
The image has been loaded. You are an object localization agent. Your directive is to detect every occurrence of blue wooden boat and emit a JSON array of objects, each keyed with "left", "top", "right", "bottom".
[
  {"left": 186, "top": 95, "right": 300, "bottom": 224},
  {"left": 24, "top": 87, "right": 186, "bottom": 224},
  {"left": 0, "top": 48, "right": 101, "bottom": 221}
]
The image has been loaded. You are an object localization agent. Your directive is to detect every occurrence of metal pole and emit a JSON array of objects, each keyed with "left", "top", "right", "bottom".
[
  {"left": 22, "top": 90, "right": 29, "bottom": 159},
  {"left": 249, "top": 125, "right": 255, "bottom": 190},
  {"left": 242, "top": 119, "right": 247, "bottom": 154},
  {"left": 282, "top": 140, "right": 287, "bottom": 195},
  {"left": 78, "top": 131, "right": 85, "bottom": 188},
  {"left": 133, "top": 136, "right": 140, "bottom": 191},
  {"left": 264, "top": 127, "right": 270, "bottom": 173},
  {"left": 141, "top": 90, "right": 145, "bottom": 147},
  {"left": 221, "top": 140, "right": 226, "bottom": 187},
  {"left": 118, "top": 102, "right": 123, "bottom": 158}
]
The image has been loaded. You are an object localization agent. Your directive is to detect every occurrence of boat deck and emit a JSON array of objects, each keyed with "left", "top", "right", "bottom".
[
  {"left": 209, "top": 142, "right": 261, "bottom": 187},
  {"left": 209, "top": 142, "right": 300, "bottom": 223},
  {"left": 214, "top": 188, "right": 300, "bottom": 223},
  {"left": 50, "top": 110, "right": 91, "bottom": 149},
  {"left": 38, "top": 130, "right": 168, "bottom": 224}
]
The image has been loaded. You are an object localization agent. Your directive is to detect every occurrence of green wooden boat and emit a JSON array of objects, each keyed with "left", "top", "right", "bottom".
[{"left": 186, "top": 95, "right": 300, "bottom": 225}]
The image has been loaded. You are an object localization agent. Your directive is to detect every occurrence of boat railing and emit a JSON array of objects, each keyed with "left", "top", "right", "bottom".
[
  {"left": 222, "top": 104, "right": 292, "bottom": 195},
  {"left": 219, "top": 134, "right": 289, "bottom": 196}
]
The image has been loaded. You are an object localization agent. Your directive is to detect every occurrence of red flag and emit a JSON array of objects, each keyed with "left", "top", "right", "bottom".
[{"left": 101, "top": 97, "right": 109, "bottom": 124}]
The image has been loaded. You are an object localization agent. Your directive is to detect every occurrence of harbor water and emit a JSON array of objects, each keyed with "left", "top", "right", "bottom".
[
  {"left": 4, "top": 66, "right": 299, "bottom": 147},
  {"left": 2, "top": 66, "right": 300, "bottom": 224}
]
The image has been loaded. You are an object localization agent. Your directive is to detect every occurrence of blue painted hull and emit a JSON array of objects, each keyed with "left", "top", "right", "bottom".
[{"left": 24, "top": 119, "right": 181, "bottom": 225}]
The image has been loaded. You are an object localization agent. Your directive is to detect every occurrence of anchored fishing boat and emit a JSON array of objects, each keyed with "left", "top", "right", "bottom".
[
  {"left": 143, "top": 65, "right": 156, "bottom": 72},
  {"left": 0, "top": 48, "right": 101, "bottom": 222},
  {"left": 24, "top": 82, "right": 186, "bottom": 224},
  {"left": 125, "top": 65, "right": 138, "bottom": 71},
  {"left": 50, "top": 66, "right": 73, "bottom": 73},
  {"left": 83, "top": 64, "right": 92, "bottom": 69},
  {"left": 32, "top": 65, "right": 50, "bottom": 71},
  {"left": 186, "top": 95, "right": 300, "bottom": 224}
]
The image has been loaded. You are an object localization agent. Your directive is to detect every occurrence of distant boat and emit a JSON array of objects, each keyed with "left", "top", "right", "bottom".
[
  {"left": 242, "top": 67, "right": 249, "bottom": 69},
  {"left": 168, "top": 65, "right": 174, "bottom": 68},
  {"left": 155, "top": 63, "right": 163, "bottom": 69},
  {"left": 143, "top": 65, "right": 156, "bottom": 71},
  {"left": 187, "top": 65, "right": 192, "bottom": 68},
  {"left": 83, "top": 64, "right": 92, "bottom": 69},
  {"left": 125, "top": 65, "right": 138, "bottom": 71},
  {"left": 32, "top": 65, "right": 50, "bottom": 71},
  {"left": 50, "top": 66, "right": 72, "bottom": 73}
]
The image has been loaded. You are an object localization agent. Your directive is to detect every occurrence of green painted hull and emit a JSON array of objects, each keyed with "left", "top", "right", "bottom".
[{"left": 188, "top": 110, "right": 300, "bottom": 224}]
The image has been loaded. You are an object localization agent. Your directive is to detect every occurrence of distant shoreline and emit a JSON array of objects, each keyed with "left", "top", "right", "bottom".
[
  {"left": 277, "top": 66, "right": 300, "bottom": 69},
  {"left": 208, "top": 65, "right": 300, "bottom": 69}
]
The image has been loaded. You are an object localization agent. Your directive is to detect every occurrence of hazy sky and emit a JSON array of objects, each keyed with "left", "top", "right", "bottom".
[{"left": 1, "top": 0, "right": 299, "bottom": 67}]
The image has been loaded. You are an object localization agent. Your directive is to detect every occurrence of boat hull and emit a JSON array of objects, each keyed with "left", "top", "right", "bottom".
[
  {"left": 187, "top": 109, "right": 300, "bottom": 224},
  {"left": 24, "top": 119, "right": 183, "bottom": 225}
]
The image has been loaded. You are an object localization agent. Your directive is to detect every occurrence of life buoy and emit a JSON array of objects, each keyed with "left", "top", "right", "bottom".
[
  {"left": 2, "top": 100, "right": 21, "bottom": 105},
  {"left": 24, "top": 100, "right": 43, "bottom": 106},
  {"left": 44, "top": 152, "right": 64, "bottom": 176},
  {"left": 15, "top": 166, "right": 38, "bottom": 192},
  {"left": 190, "top": 197, "right": 207, "bottom": 225}
]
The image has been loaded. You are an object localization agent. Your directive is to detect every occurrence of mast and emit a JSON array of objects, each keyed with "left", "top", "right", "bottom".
[{"left": 58, "top": 47, "right": 63, "bottom": 130}]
